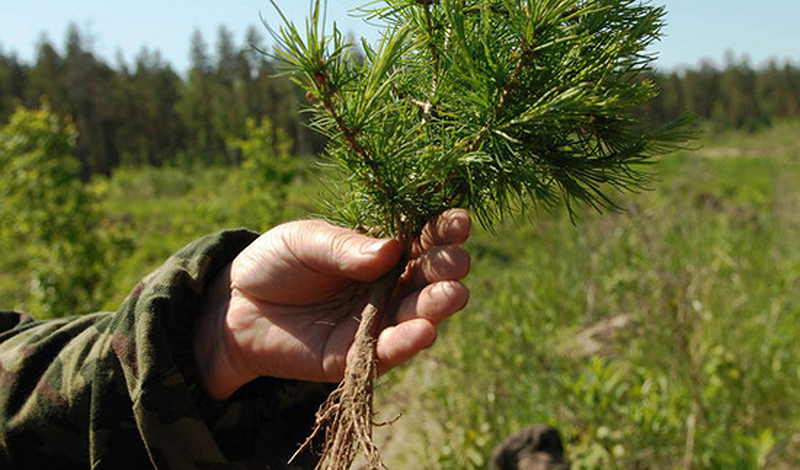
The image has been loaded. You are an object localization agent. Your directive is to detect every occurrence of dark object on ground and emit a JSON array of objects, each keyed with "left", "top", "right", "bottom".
[{"left": 491, "top": 424, "right": 569, "bottom": 470}]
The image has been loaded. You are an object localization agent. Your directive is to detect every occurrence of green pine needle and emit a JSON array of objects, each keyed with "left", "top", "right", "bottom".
[{"left": 269, "top": 0, "right": 692, "bottom": 243}]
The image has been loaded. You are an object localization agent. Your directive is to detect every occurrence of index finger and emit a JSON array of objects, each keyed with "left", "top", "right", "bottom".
[{"left": 410, "top": 209, "right": 472, "bottom": 258}]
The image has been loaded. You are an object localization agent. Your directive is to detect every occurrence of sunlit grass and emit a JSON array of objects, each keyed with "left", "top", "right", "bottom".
[{"left": 376, "top": 123, "right": 800, "bottom": 470}]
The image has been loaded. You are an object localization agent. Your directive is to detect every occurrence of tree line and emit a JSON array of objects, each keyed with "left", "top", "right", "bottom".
[
  {"left": 642, "top": 54, "right": 800, "bottom": 132},
  {"left": 0, "top": 23, "right": 323, "bottom": 178},
  {"left": 2, "top": 25, "right": 800, "bottom": 178}
]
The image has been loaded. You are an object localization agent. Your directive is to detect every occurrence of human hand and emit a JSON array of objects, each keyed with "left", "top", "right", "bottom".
[{"left": 194, "top": 209, "right": 471, "bottom": 399}]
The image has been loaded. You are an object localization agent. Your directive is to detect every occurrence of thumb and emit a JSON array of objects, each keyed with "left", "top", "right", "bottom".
[
  {"left": 231, "top": 220, "right": 402, "bottom": 303},
  {"left": 287, "top": 220, "right": 402, "bottom": 282}
]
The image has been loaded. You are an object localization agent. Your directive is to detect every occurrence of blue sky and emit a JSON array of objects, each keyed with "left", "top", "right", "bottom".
[{"left": 1, "top": 0, "right": 799, "bottom": 72}]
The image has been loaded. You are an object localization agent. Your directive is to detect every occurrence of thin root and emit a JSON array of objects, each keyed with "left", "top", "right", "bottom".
[{"left": 291, "top": 268, "right": 402, "bottom": 470}]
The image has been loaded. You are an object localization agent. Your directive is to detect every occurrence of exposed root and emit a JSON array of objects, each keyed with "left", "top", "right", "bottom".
[
  {"left": 291, "top": 268, "right": 401, "bottom": 470},
  {"left": 374, "top": 413, "right": 403, "bottom": 428}
]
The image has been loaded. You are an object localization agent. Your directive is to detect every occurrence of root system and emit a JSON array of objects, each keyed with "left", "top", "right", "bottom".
[{"left": 292, "top": 268, "right": 402, "bottom": 470}]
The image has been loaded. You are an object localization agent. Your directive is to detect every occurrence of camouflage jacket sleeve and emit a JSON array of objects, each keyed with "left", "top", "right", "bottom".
[{"left": 0, "top": 229, "right": 332, "bottom": 470}]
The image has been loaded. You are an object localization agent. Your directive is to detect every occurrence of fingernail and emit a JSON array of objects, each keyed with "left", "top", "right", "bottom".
[{"left": 361, "top": 239, "right": 390, "bottom": 256}]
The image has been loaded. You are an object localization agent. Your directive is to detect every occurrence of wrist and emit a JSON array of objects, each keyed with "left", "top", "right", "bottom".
[{"left": 194, "top": 264, "right": 255, "bottom": 399}]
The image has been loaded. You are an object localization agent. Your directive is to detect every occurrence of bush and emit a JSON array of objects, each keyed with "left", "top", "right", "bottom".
[{"left": 0, "top": 106, "right": 126, "bottom": 317}]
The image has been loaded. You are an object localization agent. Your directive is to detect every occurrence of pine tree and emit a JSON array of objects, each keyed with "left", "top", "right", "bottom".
[
  {"left": 213, "top": 25, "right": 244, "bottom": 161},
  {"left": 116, "top": 47, "right": 185, "bottom": 166},
  {"left": 269, "top": 1, "right": 691, "bottom": 468},
  {"left": 63, "top": 24, "right": 120, "bottom": 176},
  {"left": 25, "top": 37, "right": 67, "bottom": 114},
  {"left": 0, "top": 50, "right": 26, "bottom": 122}
]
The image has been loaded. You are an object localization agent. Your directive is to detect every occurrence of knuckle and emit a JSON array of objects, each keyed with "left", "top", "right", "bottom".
[{"left": 329, "top": 231, "right": 356, "bottom": 266}]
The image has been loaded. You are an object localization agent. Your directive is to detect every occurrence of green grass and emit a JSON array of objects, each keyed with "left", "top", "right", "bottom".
[
  {"left": 1, "top": 122, "right": 798, "bottom": 469},
  {"left": 90, "top": 162, "right": 321, "bottom": 310},
  {"left": 374, "top": 122, "right": 800, "bottom": 470}
]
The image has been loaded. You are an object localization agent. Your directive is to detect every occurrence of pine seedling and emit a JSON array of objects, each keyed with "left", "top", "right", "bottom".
[{"left": 268, "top": 1, "right": 691, "bottom": 469}]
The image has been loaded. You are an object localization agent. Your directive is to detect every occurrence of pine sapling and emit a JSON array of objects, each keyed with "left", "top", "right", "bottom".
[{"left": 268, "top": 1, "right": 692, "bottom": 468}]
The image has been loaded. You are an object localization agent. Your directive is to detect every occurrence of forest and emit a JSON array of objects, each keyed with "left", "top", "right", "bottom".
[
  {"left": 0, "top": 24, "right": 321, "bottom": 177},
  {"left": 2, "top": 24, "right": 800, "bottom": 177}
]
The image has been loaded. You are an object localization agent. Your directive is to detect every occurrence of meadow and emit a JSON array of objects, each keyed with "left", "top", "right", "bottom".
[
  {"left": 1, "top": 121, "right": 798, "bottom": 469},
  {"left": 374, "top": 122, "right": 800, "bottom": 470}
]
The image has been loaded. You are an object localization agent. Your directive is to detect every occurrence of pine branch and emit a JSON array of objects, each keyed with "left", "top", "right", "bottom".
[
  {"left": 421, "top": 0, "right": 442, "bottom": 97},
  {"left": 317, "top": 84, "right": 391, "bottom": 197}
]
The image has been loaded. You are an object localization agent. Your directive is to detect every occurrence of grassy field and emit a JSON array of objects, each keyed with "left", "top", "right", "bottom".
[
  {"left": 1, "top": 122, "right": 799, "bottom": 469},
  {"left": 373, "top": 122, "right": 800, "bottom": 470}
]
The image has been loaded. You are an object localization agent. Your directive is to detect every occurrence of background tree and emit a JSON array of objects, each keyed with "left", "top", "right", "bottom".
[
  {"left": 681, "top": 61, "right": 719, "bottom": 122},
  {"left": 241, "top": 26, "right": 269, "bottom": 117},
  {"left": 24, "top": 37, "right": 67, "bottom": 115},
  {"left": 0, "top": 50, "right": 26, "bottom": 123},
  {"left": 212, "top": 26, "right": 245, "bottom": 164},
  {"left": 179, "top": 29, "right": 219, "bottom": 164},
  {"left": 4, "top": 17, "right": 800, "bottom": 178},
  {"left": 714, "top": 54, "right": 766, "bottom": 130},
  {"left": 226, "top": 116, "right": 297, "bottom": 228},
  {"left": 114, "top": 48, "right": 186, "bottom": 166},
  {"left": 0, "top": 106, "right": 120, "bottom": 317},
  {"left": 759, "top": 60, "right": 800, "bottom": 119},
  {"left": 244, "top": 28, "right": 317, "bottom": 157}
]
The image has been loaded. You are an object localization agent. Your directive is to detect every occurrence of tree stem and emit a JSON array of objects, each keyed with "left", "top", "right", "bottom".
[{"left": 320, "top": 94, "right": 389, "bottom": 196}]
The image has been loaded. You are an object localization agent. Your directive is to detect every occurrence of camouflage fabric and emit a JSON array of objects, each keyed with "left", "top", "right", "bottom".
[{"left": 0, "top": 230, "right": 332, "bottom": 470}]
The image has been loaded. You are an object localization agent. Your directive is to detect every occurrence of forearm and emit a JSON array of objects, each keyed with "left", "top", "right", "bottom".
[
  {"left": 0, "top": 310, "right": 159, "bottom": 468},
  {"left": 1, "top": 229, "right": 336, "bottom": 468},
  {"left": 0, "top": 231, "right": 251, "bottom": 468}
]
